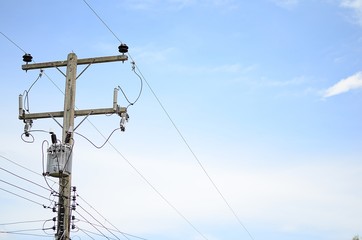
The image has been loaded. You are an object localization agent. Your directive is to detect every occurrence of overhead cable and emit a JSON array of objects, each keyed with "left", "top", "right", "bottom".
[
  {"left": 0, "top": 187, "right": 46, "bottom": 207},
  {"left": 80, "top": 1, "right": 255, "bottom": 240},
  {"left": 0, "top": 179, "right": 55, "bottom": 203},
  {"left": 0, "top": 166, "right": 51, "bottom": 192},
  {"left": 77, "top": 194, "right": 148, "bottom": 240}
]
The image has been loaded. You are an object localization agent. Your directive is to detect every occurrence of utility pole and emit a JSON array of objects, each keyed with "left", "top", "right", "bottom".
[{"left": 19, "top": 51, "right": 128, "bottom": 240}]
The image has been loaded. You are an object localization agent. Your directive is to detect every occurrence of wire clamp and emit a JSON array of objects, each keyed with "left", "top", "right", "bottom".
[
  {"left": 23, "top": 119, "right": 33, "bottom": 137},
  {"left": 120, "top": 112, "right": 129, "bottom": 131}
]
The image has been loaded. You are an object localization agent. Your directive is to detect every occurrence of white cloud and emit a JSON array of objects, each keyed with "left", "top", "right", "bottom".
[
  {"left": 323, "top": 71, "right": 362, "bottom": 97},
  {"left": 340, "top": 0, "right": 362, "bottom": 25}
]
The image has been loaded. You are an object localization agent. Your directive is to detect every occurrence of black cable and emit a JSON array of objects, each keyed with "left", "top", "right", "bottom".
[
  {"left": 23, "top": 70, "right": 43, "bottom": 113},
  {"left": 21, "top": 132, "right": 35, "bottom": 143},
  {"left": 0, "top": 227, "right": 53, "bottom": 233},
  {"left": 0, "top": 231, "right": 53, "bottom": 238},
  {"left": 78, "top": 227, "right": 96, "bottom": 240},
  {"left": 0, "top": 179, "right": 55, "bottom": 203},
  {"left": 0, "top": 219, "right": 50, "bottom": 226},
  {"left": 42, "top": 219, "right": 56, "bottom": 236},
  {"left": 74, "top": 128, "right": 121, "bottom": 149},
  {"left": 81, "top": 114, "right": 210, "bottom": 240},
  {"left": 81, "top": 0, "right": 122, "bottom": 43},
  {"left": 81, "top": 2, "right": 255, "bottom": 238},
  {"left": 0, "top": 166, "right": 51, "bottom": 192},
  {"left": 0, "top": 187, "right": 46, "bottom": 207},
  {"left": 75, "top": 209, "right": 111, "bottom": 240},
  {"left": 105, "top": 141, "right": 210, "bottom": 240},
  {"left": 0, "top": 31, "right": 27, "bottom": 53},
  {"left": 77, "top": 204, "right": 125, "bottom": 240},
  {"left": 77, "top": 194, "right": 147, "bottom": 240},
  {"left": 78, "top": 228, "right": 109, "bottom": 240},
  {"left": 118, "top": 62, "right": 143, "bottom": 108},
  {"left": 76, "top": 219, "right": 148, "bottom": 240},
  {"left": 0, "top": 154, "right": 57, "bottom": 185}
]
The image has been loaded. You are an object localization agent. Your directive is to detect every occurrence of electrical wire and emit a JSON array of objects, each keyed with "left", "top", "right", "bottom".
[
  {"left": 0, "top": 166, "right": 51, "bottom": 192},
  {"left": 94, "top": 135, "right": 210, "bottom": 240},
  {"left": 0, "top": 231, "right": 53, "bottom": 238},
  {"left": 77, "top": 194, "right": 148, "bottom": 240},
  {"left": 0, "top": 154, "right": 38, "bottom": 176},
  {"left": 81, "top": 0, "right": 122, "bottom": 43},
  {"left": 0, "top": 228, "right": 53, "bottom": 233},
  {"left": 76, "top": 204, "right": 124, "bottom": 240},
  {"left": 0, "top": 219, "right": 50, "bottom": 226},
  {"left": 78, "top": 227, "right": 96, "bottom": 240},
  {"left": 81, "top": 2, "right": 255, "bottom": 239},
  {"left": 76, "top": 220, "right": 148, "bottom": 240},
  {"left": 0, "top": 154, "right": 57, "bottom": 187},
  {"left": 0, "top": 179, "right": 55, "bottom": 203},
  {"left": 118, "top": 62, "right": 143, "bottom": 108},
  {"left": 74, "top": 128, "right": 121, "bottom": 149},
  {"left": 75, "top": 209, "right": 111, "bottom": 240},
  {"left": 0, "top": 187, "right": 46, "bottom": 207},
  {"left": 78, "top": 228, "right": 114, "bottom": 240},
  {"left": 0, "top": 31, "right": 27, "bottom": 53},
  {"left": 23, "top": 69, "right": 43, "bottom": 113},
  {"left": 3, "top": 26, "right": 207, "bottom": 240},
  {"left": 1, "top": 31, "right": 65, "bottom": 108}
]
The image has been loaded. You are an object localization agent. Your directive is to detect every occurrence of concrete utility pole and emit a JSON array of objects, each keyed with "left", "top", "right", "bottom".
[{"left": 19, "top": 52, "right": 128, "bottom": 240}]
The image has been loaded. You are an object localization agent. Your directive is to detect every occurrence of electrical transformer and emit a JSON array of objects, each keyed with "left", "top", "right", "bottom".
[{"left": 46, "top": 144, "right": 73, "bottom": 177}]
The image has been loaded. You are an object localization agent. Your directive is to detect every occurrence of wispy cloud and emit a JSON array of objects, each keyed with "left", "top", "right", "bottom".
[
  {"left": 323, "top": 71, "right": 362, "bottom": 98},
  {"left": 340, "top": 0, "right": 362, "bottom": 25}
]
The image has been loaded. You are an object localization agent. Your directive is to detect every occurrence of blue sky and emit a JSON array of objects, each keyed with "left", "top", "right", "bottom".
[{"left": 1, "top": 0, "right": 362, "bottom": 240}]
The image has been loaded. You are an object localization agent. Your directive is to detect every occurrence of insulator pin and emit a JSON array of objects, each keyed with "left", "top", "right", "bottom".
[
  {"left": 118, "top": 44, "right": 128, "bottom": 54},
  {"left": 23, "top": 53, "right": 33, "bottom": 63}
]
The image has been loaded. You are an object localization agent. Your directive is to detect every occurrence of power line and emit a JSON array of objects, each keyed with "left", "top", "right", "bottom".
[
  {"left": 4, "top": 24, "right": 211, "bottom": 240},
  {"left": 81, "top": 0, "right": 122, "bottom": 43},
  {"left": 76, "top": 219, "right": 148, "bottom": 240},
  {"left": 0, "top": 187, "right": 46, "bottom": 207},
  {"left": 77, "top": 194, "right": 148, "bottom": 240},
  {"left": 0, "top": 231, "right": 53, "bottom": 238},
  {"left": 0, "top": 219, "right": 50, "bottom": 226},
  {"left": 0, "top": 166, "right": 51, "bottom": 192},
  {"left": 78, "top": 227, "right": 96, "bottom": 240},
  {"left": 0, "top": 228, "right": 53, "bottom": 233},
  {"left": 0, "top": 179, "right": 54, "bottom": 203},
  {"left": 0, "top": 154, "right": 42, "bottom": 178},
  {"left": 75, "top": 209, "right": 111, "bottom": 240},
  {"left": 77, "top": 227, "right": 116, "bottom": 240},
  {"left": 1, "top": 31, "right": 159, "bottom": 240},
  {"left": 0, "top": 154, "right": 58, "bottom": 191},
  {"left": 80, "top": 1, "right": 255, "bottom": 239},
  {"left": 81, "top": 118, "right": 208, "bottom": 240},
  {"left": 76, "top": 204, "right": 124, "bottom": 240},
  {"left": 0, "top": 31, "right": 27, "bottom": 53},
  {"left": 0, "top": 31, "right": 65, "bottom": 107},
  {"left": 108, "top": 139, "right": 210, "bottom": 240}
]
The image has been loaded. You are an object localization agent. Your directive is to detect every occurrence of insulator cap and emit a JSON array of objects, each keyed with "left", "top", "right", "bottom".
[
  {"left": 118, "top": 44, "right": 129, "bottom": 54},
  {"left": 23, "top": 53, "right": 33, "bottom": 63}
]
